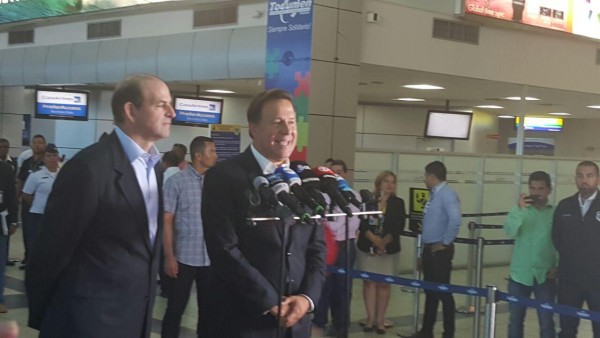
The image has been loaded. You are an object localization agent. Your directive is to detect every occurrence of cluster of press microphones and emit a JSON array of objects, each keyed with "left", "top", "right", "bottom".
[{"left": 250, "top": 161, "right": 378, "bottom": 224}]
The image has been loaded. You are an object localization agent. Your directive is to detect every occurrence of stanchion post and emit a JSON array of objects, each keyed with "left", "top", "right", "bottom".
[
  {"left": 484, "top": 285, "right": 497, "bottom": 338},
  {"left": 472, "top": 237, "right": 484, "bottom": 338},
  {"left": 461, "top": 221, "right": 477, "bottom": 314},
  {"left": 412, "top": 234, "right": 422, "bottom": 334}
]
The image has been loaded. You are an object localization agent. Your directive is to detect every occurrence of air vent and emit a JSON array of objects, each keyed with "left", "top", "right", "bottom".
[
  {"left": 88, "top": 20, "right": 121, "bottom": 39},
  {"left": 8, "top": 30, "right": 34, "bottom": 45},
  {"left": 432, "top": 18, "right": 479, "bottom": 45},
  {"left": 194, "top": 6, "right": 237, "bottom": 28}
]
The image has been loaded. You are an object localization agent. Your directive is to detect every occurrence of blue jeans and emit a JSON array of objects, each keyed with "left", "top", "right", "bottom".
[
  {"left": 508, "top": 277, "right": 556, "bottom": 338},
  {"left": 0, "top": 234, "right": 7, "bottom": 304}
]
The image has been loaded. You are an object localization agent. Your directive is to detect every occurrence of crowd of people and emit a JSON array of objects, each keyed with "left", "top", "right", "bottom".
[{"left": 0, "top": 74, "right": 599, "bottom": 338}]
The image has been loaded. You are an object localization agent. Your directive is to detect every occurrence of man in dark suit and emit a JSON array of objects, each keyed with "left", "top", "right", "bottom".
[
  {"left": 0, "top": 139, "right": 17, "bottom": 175},
  {"left": 200, "top": 89, "right": 326, "bottom": 338},
  {"left": 26, "top": 74, "right": 175, "bottom": 338}
]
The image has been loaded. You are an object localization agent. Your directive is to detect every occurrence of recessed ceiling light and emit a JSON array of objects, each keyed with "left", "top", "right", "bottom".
[
  {"left": 549, "top": 112, "right": 571, "bottom": 116},
  {"left": 587, "top": 105, "right": 600, "bottom": 109},
  {"left": 503, "top": 96, "right": 540, "bottom": 101},
  {"left": 205, "top": 89, "right": 235, "bottom": 94},
  {"left": 476, "top": 105, "right": 504, "bottom": 109},
  {"left": 403, "top": 84, "right": 444, "bottom": 90},
  {"left": 394, "top": 98, "right": 425, "bottom": 102},
  {"left": 498, "top": 115, "right": 515, "bottom": 118}
]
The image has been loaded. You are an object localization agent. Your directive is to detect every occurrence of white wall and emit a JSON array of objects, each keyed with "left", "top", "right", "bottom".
[
  {"left": 356, "top": 104, "right": 499, "bottom": 154},
  {"left": 362, "top": 0, "right": 600, "bottom": 95},
  {"left": 0, "top": 2, "right": 268, "bottom": 48}
]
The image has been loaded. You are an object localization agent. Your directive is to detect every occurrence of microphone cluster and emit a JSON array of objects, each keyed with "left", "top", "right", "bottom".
[{"left": 250, "top": 161, "right": 378, "bottom": 224}]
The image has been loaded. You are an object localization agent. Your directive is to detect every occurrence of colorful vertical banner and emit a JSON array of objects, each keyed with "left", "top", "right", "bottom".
[{"left": 265, "top": 0, "right": 314, "bottom": 161}]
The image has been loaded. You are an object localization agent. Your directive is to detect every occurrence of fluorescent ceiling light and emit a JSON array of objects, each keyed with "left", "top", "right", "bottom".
[
  {"left": 403, "top": 84, "right": 444, "bottom": 90},
  {"left": 394, "top": 98, "right": 425, "bottom": 101},
  {"left": 587, "top": 105, "right": 600, "bottom": 109},
  {"left": 498, "top": 115, "right": 515, "bottom": 118},
  {"left": 476, "top": 105, "right": 504, "bottom": 109},
  {"left": 549, "top": 112, "right": 571, "bottom": 116},
  {"left": 503, "top": 96, "right": 540, "bottom": 101},
  {"left": 205, "top": 89, "right": 235, "bottom": 94}
]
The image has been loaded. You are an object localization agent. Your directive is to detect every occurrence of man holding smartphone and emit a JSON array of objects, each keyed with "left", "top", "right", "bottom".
[{"left": 504, "top": 171, "right": 557, "bottom": 338}]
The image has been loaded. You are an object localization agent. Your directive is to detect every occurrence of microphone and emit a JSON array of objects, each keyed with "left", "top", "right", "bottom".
[
  {"left": 289, "top": 161, "right": 327, "bottom": 208},
  {"left": 334, "top": 174, "right": 361, "bottom": 208},
  {"left": 311, "top": 166, "right": 353, "bottom": 217},
  {"left": 264, "top": 174, "right": 311, "bottom": 223},
  {"left": 359, "top": 189, "right": 376, "bottom": 220},
  {"left": 275, "top": 167, "right": 325, "bottom": 216},
  {"left": 252, "top": 176, "right": 279, "bottom": 208}
]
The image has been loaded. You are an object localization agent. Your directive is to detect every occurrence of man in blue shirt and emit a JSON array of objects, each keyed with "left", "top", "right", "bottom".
[{"left": 406, "top": 161, "right": 461, "bottom": 338}]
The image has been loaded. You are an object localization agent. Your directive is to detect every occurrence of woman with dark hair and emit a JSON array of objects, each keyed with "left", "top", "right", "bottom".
[{"left": 356, "top": 170, "right": 406, "bottom": 334}]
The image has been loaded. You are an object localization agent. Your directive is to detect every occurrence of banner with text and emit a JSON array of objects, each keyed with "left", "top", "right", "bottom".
[
  {"left": 265, "top": 0, "right": 314, "bottom": 161},
  {"left": 465, "top": 0, "right": 600, "bottom": 40}
]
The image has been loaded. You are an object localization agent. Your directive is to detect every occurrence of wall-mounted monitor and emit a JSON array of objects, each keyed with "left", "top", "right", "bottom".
[
  {"left": 173, "top": 96, "right": 223, "bottom": 127},
  {"left": 424, "top": 110, "right": 473, "bottom": 140},
  {"left": 35, "top": 89, "right": 89, "bottom": 121},
  {"left": 515, "top": 117, "right": 563, "bottom": 132}
]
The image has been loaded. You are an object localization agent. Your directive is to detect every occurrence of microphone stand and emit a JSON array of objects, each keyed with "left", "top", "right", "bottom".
[
  {"left": 275, "top": 205, "right": 295, "bottom": 338},
  {"left": 246, "top": 210, "right": 383, "bottom": 338},
  {"left": 342, "top": 213, "right": 351, "bottom": 338}
]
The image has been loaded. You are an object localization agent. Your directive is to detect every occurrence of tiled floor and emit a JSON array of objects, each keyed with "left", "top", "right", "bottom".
[{"left": 2, "top": 229, "right": 595, "bottom": 338}]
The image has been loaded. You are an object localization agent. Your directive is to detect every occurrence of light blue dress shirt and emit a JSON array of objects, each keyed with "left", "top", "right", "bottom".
[
  {"left": 114, "top": 127, "right": 161, "bottom": 246},
  {"left": 422, "top": 181, "right": 461, "bottom": 245}
]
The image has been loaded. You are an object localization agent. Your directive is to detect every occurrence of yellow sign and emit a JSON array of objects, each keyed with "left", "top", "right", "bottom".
[{"left": 411, "top": 188, "right": 429, "bottom": 213}]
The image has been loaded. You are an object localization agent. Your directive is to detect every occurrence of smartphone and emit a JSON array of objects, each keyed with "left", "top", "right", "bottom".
[{"left": 526, "top": 194, "right": 542, "bottom": 204}]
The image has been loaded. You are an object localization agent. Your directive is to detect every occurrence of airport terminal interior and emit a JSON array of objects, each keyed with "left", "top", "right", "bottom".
[{"left": 2, "top": 0, "right": 600, "bottom": 336}]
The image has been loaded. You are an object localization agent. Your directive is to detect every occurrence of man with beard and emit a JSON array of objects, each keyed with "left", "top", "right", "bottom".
[{"left": 553, "top": 161, "right": 600, "bottom": 338}]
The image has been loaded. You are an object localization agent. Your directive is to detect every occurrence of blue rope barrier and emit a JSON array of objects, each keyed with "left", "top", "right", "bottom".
[{"left": 328, "top": 265, "right": 600, "bottom": 323}]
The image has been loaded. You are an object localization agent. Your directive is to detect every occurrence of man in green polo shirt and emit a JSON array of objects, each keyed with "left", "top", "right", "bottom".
[{"left": 504, "top": 171, "right": 557, "bottom": 338}]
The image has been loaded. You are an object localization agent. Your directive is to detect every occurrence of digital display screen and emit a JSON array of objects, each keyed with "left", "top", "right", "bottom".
[
  {"left": 424, "top": 110, "right": 473, "bottom": 140},
  {"left": 173, "top": 96, "right": 223, "bottom": 127},
  {"left": 465, "top": 0, "right": 600, "bottom": 40},
  {"left": 35, "top": 89, "right": 89, "bottom": 121},
  {"left": 515, "top": 117, "right": 563, "bottom": 131}
]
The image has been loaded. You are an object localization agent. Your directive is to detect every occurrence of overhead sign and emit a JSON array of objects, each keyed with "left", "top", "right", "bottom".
[
  {"left": 0, "top": 0, "right": 182, "bottom": 25},
  {"left": 173, "top": 97, "right": 222, "bottom": 125},
  {"left": 409, "top": 188, "right": 430, "bottom": 233},
  {"left": 465, "top": 0, "right": 600, "bottom": 40}
]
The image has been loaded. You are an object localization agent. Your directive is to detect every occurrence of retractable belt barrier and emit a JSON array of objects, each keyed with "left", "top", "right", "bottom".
[{"left": 327, "top": 265, "right": 600, "bottom": 338}]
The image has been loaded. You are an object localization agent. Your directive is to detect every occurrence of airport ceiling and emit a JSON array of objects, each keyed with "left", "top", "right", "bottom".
[{"left": 165, "top": 63, "right": 600, "bottom": 119}]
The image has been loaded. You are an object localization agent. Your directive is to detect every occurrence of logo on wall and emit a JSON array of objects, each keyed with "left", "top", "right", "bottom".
[{"left": 268, "top": 0, "right": 312, "bottom": 23}]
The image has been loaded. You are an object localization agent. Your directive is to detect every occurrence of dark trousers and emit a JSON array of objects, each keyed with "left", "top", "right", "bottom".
[
  {"left": 25, "top": 213, "right": 44, "bottom": 259},
  {"left": 313, "top": 239, "right": 356, "bottom": 334},
  {"left": 421, "top": 244, "right": 455, "bottom": 338},
  {"left": 161, "top": 262, "right": 210, "bottom": 338},
  {"left": 20, "top": 201, "right": 31, "bottom": 262},
  {"left": 558, "top": 279, "right": 600, "bottom": 338}
]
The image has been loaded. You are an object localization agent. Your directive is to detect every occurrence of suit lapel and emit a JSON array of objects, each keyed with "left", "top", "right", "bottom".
[{"left": 109, "top": 133, "right": 152, "bottom": 253}]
